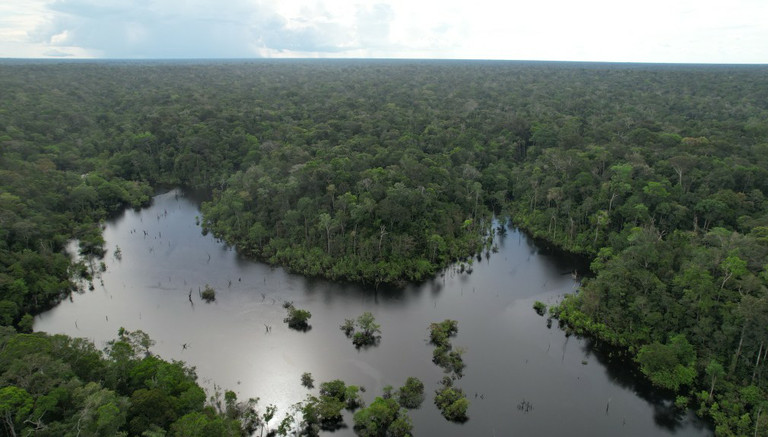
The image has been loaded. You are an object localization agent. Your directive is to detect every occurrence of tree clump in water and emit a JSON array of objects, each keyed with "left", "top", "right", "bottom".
[
  {"left": 201, "top": 284, "right": 216, "bottom": 302},
  {"left": 340, "top": 312, "right": 381, "bottom": 348},
  {"left": 283, "top": 301, "right": 312, "bottom": 331},
  {"left": 428, "top": 319, "right": 465, "bottom": 378},
  {"left": 434, "top": 376, "right": 469, "bottom": 422}
]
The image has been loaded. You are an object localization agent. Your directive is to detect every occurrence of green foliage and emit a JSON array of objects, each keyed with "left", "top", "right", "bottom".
[
  {"left": 170, "top": 410, "right": 242, "bottom": 437},
  {"left": 261, "top": 403, "right": 278, "bottom": 436},
  {"left": 636, "top": 335, "right": 697, "bottom": 391},
  {"left": 319, "top": 379, "right": 348, "bottom": 401},
  {"left": 433, "top": 377, "right": 469, "bottom": 422},
  {"left": 0, "top": 385, "right": 34, "bottom": 436},
  {"left": 428, "top": 320, "right": 465, "bottom": 378},
  {"left": 4, "top": 60, "right": 768, "bottom": 434},
  {"left": 275, "top": 377, "right": 377, "bottom": 436},
  {"left": 301, "top": 394, "right": 346, "bottom": 433},
  {"left": 317, "top": 379, "right": 364, "bottom": 411},
  {"left": 0, "top": 301, "right": 19, "bottom": 327},
  {"left": 0, "top": 328, "right": 252, "bottom": 436},
  {"left": 110, "top": 327, "right": 156, "bottom": 360},
  {"left": 533, "top": 301, "right": 547, "bottom": 316},
  {"left": 353, "top": 397, "right": 413, "bottom": 437},
  {"left": 341, "top": 312, "right": 381, "bottom": 348},
  {"left": 201, "top": 284, "right": 216, "bottom": 303},
  {"left": 675, "top": 395, "right": 689, "bottom": 410},
  {"left": 705, "top": 359, "right": 725, "bottom": 401},
  {"left": 283, "top": 302, "right": 312, "bottom": 331},
  {"left": 340, "top": 318, "right": 355, "bottom": 336},
  {"left": 397, "top": 377, "right": 425, "bottom": 409},
  {"left": 17, "top": 314, "right": 34, "bottom": 333},
  {"left": 428, "top": 319, "right": 458, "bottom": 346},
  {"left": 345, "top": 385, "right": 365, "bottom": 410},
  {"left": 553, "top": 222, "right": 768, "bottom": 433},
  {"left": 381, "top": 385, "right": 393, "bottom": 400},
  {"left": 301, "top": 372, "right": 315, "bottom": 389}
]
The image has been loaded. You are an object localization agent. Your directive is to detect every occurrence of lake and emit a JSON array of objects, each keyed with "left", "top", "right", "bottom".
[{"left": 35, "top": 189, "right": 711, "bottom": 436}]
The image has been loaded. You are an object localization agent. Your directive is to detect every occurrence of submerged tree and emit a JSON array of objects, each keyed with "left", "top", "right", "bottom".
[
  {"left": 301, "top": 372, "right": 315, "bottom": 389},
  {"left": 201, "top": 284, "right": 216, "bottom": 303},
  {"left": 340, "top": 312, "right": 382, "bottom": 348},
  {"left": 353, "top": 397, "right": 413, "bottom": 437},
  {"left": 428, "top": 320, "right": 465, "bottom": 378},
  {"left": 283, "top": 302, "right": 312, "bottom": 331},
  {"left": 300, "top": 394, "right": 345, "bottom": 434},
  {"left": 353, "top": 312, "right": 381, "bottom": 347},
  {"left": 397, "top": 377, "right": 425, "bottom": 409},
  {"left": 434, "top": 377, "right": 469, "bottom": 422},
  {"left": 428, "top": 320, "right": 458, "bottom": 346},
  {"left": 340, "top": 318, "right": 355, "bottom": 337}
]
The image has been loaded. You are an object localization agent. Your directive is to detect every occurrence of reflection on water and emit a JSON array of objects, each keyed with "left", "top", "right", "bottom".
[{"left": 36, "top": 189, "right": 711, "bottom": 436}]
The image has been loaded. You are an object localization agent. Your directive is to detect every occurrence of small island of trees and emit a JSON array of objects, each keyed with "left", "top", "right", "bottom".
[
  {"left": 427, "top": 320, "right": 469, "bottom": 421},
  {"left": 434, "top": 377, "right": 469, "bottom": 423},
  {"left": 428, "top": 319, "right": 466, "bottom": 377},
  {"left": 353, "top": 397, "right": 413, "bottom": 437},
  {"left": 397, "top": 377, "right": 426, "bottom": 409},
  {"left": 201, "top": 284, "right": 216, "bottom": 303},
  {"left": 283, "top": 302, "right": 312, "bottom": 331},
  {"left": 301, "top": 372, "right": 315, "bottom": 389},
  {"left": 341, "top": 312, "right": 382, "bottom": 348}
]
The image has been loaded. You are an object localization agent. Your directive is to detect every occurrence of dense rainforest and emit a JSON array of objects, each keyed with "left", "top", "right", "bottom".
[
  {"left": 1, "top": 59, "right": 767, "bottom": 435},
  {"left": 0, "top": 326, "right": 263, "bottom": 436}
]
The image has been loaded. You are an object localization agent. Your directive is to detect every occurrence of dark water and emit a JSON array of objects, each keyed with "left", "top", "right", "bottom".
[{"left": 36, "top": 189, "right": 711, "bottom": 436}]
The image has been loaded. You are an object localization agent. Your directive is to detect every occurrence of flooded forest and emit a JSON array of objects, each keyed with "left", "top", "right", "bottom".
[{"left": 1, "top": 60, "right": 767, "bottom": 436}]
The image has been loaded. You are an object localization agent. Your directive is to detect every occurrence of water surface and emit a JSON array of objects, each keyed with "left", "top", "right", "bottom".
[{"left": 36, "top": 189, "right": 711, "bottom": 436}]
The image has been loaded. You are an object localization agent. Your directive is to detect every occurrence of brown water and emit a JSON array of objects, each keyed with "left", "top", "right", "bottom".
[{"left": 35, "top": 189, "right": 711, "bottom": 436}]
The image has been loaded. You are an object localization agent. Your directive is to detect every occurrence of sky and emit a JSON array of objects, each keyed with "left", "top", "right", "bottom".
[{"left": 1, "top": 0, "right": 767, "bottom": 63}]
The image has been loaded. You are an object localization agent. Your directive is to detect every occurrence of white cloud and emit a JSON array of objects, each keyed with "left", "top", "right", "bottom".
[
  {"left": 43, "top": 48, "right": 75, "bottom": 57},
  {"left": 0, "top": 0, "right": 766, "bottom": 62}
]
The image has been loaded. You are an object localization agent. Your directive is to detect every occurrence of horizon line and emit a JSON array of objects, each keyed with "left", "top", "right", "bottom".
[{"left": 1, "top": 57, "right": 767, "bottom": 66}]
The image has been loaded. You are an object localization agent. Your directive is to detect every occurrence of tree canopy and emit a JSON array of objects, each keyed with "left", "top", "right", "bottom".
[{"left": 0, "top": 327, "right": 258, "bottom": 436}]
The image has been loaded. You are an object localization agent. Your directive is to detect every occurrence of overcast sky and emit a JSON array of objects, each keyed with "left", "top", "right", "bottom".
[{"left": 1, "top": 0, "right": 766, "bottom": 63}]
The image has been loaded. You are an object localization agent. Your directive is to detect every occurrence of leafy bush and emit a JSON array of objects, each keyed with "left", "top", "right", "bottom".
[
  {"left": 283, "top": 303, "right": 312, "bottom": 331},
  {"left": 397, "top": 377, "right": 425, "bottom": 409},
  {"left": 340, "top": 312, "right": 381, "bottom": 348},
  {"left": 301, "top": 372, "right": 314, "bottom": 389},
  {"left": 201, "top": 285, "right": 216, "bottom": 303},
  {"left": 434, "top": 377, "right": 469, "bottom": 422},
  {"left": 353, "top": 397, "right": 412, "bottom": 437}
]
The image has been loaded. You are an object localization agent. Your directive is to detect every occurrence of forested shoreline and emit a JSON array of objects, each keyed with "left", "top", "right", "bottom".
[{"left": 1, "top": 60, "right": 767, "bottom": 435}]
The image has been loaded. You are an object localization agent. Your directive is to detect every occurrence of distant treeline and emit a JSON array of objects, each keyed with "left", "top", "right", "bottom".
[{"left": 1, "top": 60, "right": 768, "bottom": 435}]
